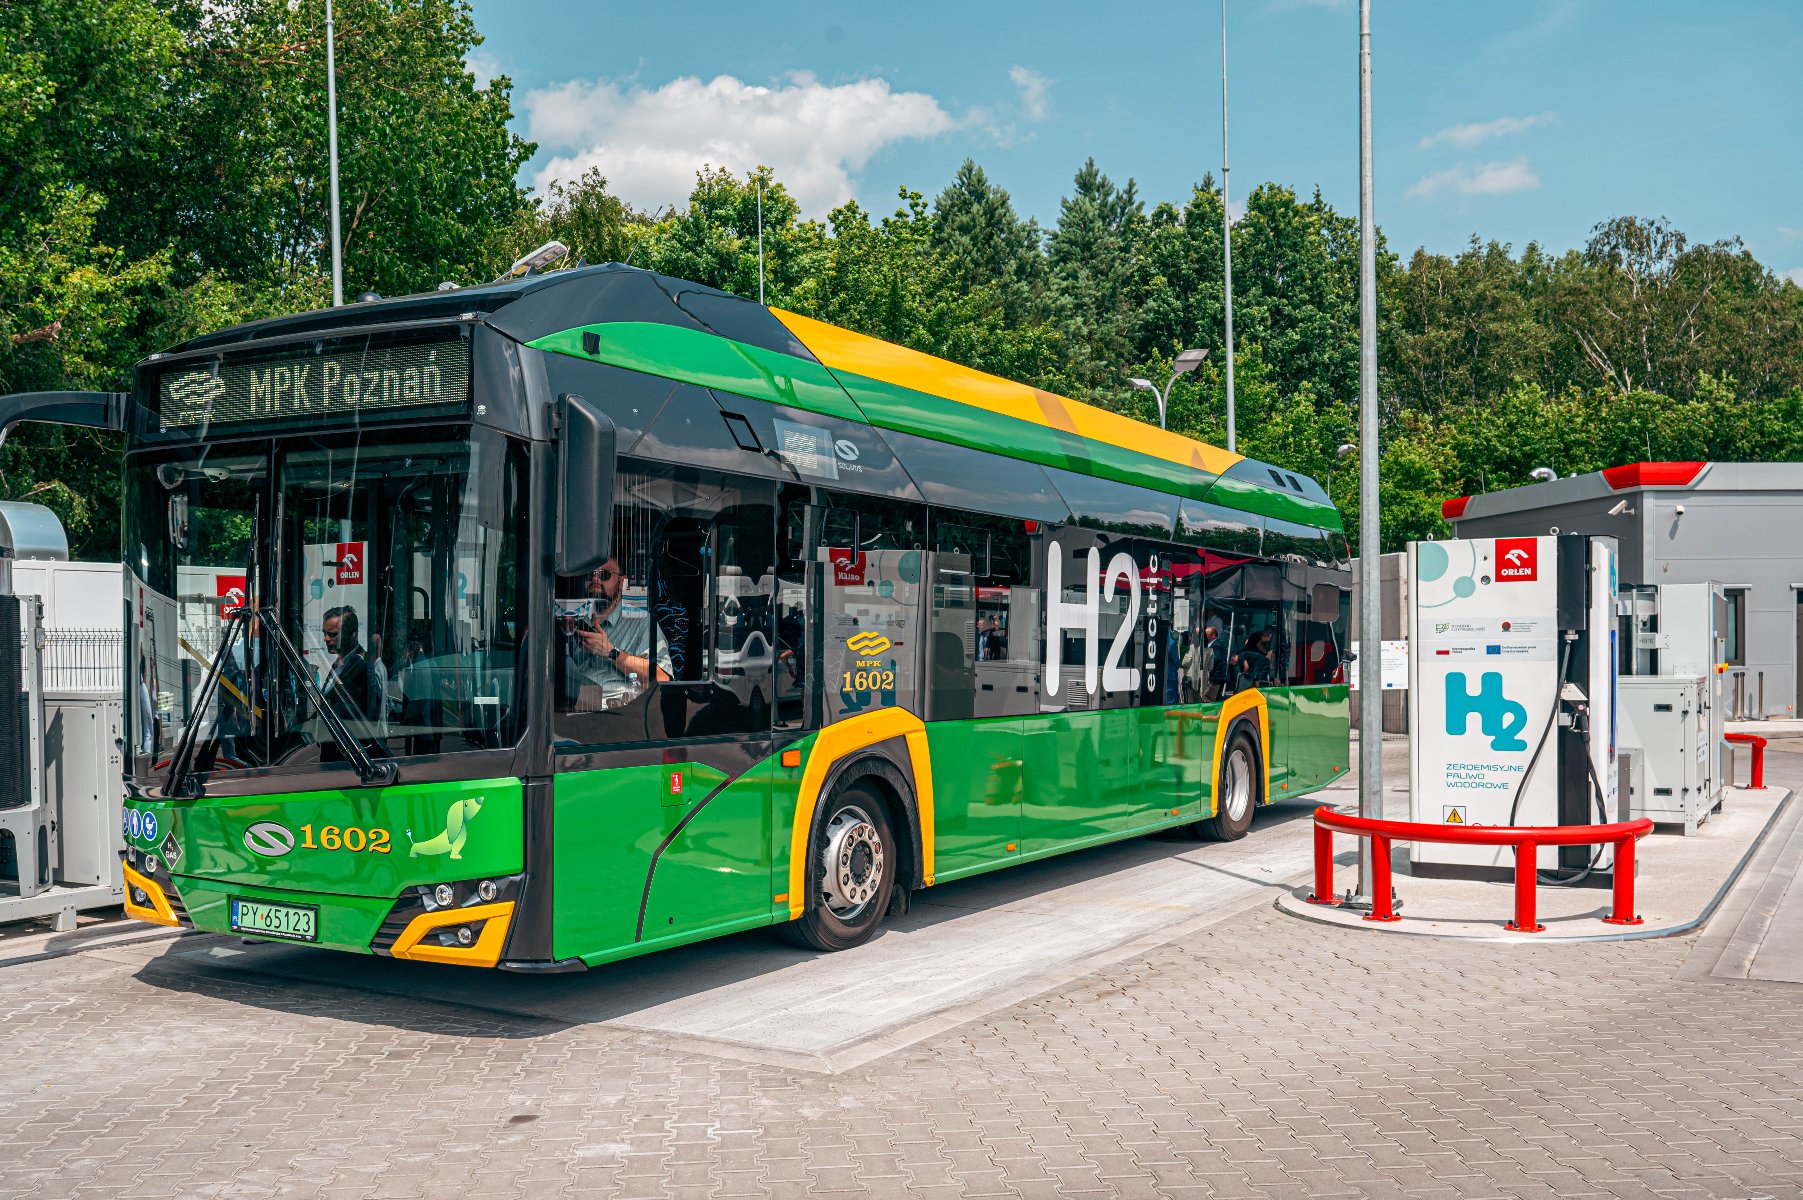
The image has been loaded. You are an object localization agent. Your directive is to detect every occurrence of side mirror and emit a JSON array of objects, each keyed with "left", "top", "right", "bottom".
[{"left": 554, "top": 394, "right": 616, "bottom": 576}]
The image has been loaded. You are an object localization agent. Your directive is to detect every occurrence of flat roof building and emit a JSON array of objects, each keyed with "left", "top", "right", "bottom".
[{"left": 1445, "top": 462, "right": 1803, "bottom": 719}]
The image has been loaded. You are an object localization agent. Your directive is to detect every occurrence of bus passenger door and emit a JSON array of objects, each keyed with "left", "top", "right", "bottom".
[
  {"left": 550, "top": 467, "right": 778, "bottom": 959},
  {"left": 921, "top": 524, "right": 1026, "bottom": 876}
]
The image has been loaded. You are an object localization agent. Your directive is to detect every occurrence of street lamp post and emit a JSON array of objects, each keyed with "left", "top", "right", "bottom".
[
  {"left": 325, "top": 0, "right": 343, "bottom": 307},
  {"left": 1129, "top": 348, "right": 1210, "bottom": 431},
  {"left": 1221, "top": 0, "right": 1236, "bottom": 453}
]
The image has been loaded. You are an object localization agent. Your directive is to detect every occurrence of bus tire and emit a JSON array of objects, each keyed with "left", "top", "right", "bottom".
[
  {"left": 785, "top": 784, "right": 896, "bottom": 952},
  {"left": 1198, "top": 725, "right": 1261, "bottom": 842}
]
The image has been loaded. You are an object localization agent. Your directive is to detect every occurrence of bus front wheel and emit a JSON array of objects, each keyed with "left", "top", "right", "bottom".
[
  {"left": 1198, "top": 726, "right": 1260, "bottom": 842},
  {"left": 785, "top": 784, "right": 896, "bottom": 952}
]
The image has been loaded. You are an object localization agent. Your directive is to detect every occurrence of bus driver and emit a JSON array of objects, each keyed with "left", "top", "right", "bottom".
[{"left": 561, "top": 556, "right": 672, "bottom": 711}]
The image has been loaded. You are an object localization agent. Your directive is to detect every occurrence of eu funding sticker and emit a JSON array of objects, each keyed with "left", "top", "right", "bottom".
[{"left": 159, "top": 338, "right": 469, "bottom": 428}]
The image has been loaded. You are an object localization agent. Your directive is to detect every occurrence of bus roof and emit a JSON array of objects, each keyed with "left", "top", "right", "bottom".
[{"left": 156, "top": 263, "right": 1337, "bottom": 530}]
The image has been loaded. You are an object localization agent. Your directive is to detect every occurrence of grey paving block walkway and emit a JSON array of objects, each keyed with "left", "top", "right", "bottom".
[
  {"left": 7, "top": 890, "right": 1803, "bottom": 1198},
  {"left": 5, "top": 741, "right": 1802, "bottom": 1198}
]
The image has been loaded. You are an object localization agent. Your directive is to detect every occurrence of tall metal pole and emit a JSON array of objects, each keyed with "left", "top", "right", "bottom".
[
  {"left": 1220, "top": 0, "right": 1236, "bottom": 452},
  {"left": 757, "top": 177, "right": 766, "bottom": 306},
  {"left": 325, "top": 0, "right": 344, "bottom": 307},
  {"left": 1355, "top": 0, "right": 1383, "bottom": 899}
]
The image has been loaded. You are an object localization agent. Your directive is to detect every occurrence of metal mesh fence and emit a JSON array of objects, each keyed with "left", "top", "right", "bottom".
[{"left": 38, "top": 629, "right": 124, "bottom": 694}]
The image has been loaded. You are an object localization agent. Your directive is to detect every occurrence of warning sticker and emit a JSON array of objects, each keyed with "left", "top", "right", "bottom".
[{"left": 1442, "top": 805, "right": 1469, "bottom": 824}]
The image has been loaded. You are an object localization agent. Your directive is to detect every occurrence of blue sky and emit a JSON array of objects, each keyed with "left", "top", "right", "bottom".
[{"left": 468, "top": 0, "right": 1803, "bottom": 279}]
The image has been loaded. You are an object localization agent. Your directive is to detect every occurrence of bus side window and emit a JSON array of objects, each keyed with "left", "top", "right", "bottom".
[{"left": 929, "top": 513, "right": 1043, "bottom": 720}]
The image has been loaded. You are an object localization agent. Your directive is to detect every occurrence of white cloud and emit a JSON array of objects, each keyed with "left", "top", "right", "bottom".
[
  {"left": 525, "top": 72, "right": 958, "bottom": 217},
  {"left": 1786, "top": 267, "right": 1803, "bottom": 287},
  {"left": 1419, "top": 112, "right": 1557, "bottom": 150},
  {"left": 1009, "top": 66, "right": 1052, "bottom": 122},
  {"left": 1780, "top": 225, "right": 1803, "bottom": 242},
  {"left": 464, "top": 50, "right": 501, "bottom": 90},
  {"left": 1406, "top": 157, "right": 1541, "bottom": 201}
]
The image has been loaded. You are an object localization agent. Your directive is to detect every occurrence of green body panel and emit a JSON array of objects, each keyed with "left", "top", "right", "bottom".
[
  {"left": 1262, "top": 691, "right": 1296, "bottom": 790},
  {"left": 529, "top": 323, "right": 866, "bottom": 421},
  {"left": 173, "top": 877, "right": 398, "bottom": 954},
  {"left": 1206, "top": 472, "right": 1344, "bottom": 529},
  {"left": 922, "top": 719, "right": 1025, "bottom": 875},
  {"left": 825, "top": 368, "right": 1219, "bottom": 501},
  {"left": 1019, "top": 706, "right": 1206, "bottom": 853},
  {"left": 530, "top": 323, "right": 1346, "bottom": 530},
  {"left": 1283, "top": 685, "right": 1352, "bottom": 794},
  {"left": 550, "top": 758, "right": 775, "bottom": 965},
  {"left": 125, "top": 697, "right": 1346, "bottom": 965},
  {"left": 124, "top": 778, "right": 522, "bottom": 899}
]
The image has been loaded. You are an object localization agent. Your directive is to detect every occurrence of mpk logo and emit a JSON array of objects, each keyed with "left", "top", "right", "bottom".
[{"left": 1445, "top": 671, "right": 1528, "bottom": 751}]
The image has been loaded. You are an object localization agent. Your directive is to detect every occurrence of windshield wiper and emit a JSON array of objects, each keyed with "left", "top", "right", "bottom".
[
  {"left": 257, "top": 607, "right": 399, "bottom": 787},
  {"left": 163, "top": 609, "right": 249, "bottom": 799}
]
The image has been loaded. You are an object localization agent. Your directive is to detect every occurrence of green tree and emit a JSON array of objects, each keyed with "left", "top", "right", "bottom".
[
  {"left": 930, "top": 160, "right": 1046, "bottom": 328},
  {"left": 1047, "top": 159, "right": 1147, "bottom": 402}
]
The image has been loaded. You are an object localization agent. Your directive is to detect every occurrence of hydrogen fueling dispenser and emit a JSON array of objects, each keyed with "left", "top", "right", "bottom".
[{"left": 1408, "top": 534, "right": 1619, "bottom": 879}]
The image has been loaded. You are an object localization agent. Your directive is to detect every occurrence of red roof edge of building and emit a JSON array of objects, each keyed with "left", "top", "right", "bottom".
[
  {"left": 1441, "top": 496, "right": 1471, "bottom": 520},
  {"left": 1601, "top": 461, "right": 1709, "bottom": 491}
]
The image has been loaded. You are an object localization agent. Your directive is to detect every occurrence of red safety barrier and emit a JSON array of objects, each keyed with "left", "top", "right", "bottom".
[
  {"left": 1725, "top": 731, "right": 1767, "bottom": 789},
  {"left": 1306, "top": 808, "right": 1654, "bottom": 933}
]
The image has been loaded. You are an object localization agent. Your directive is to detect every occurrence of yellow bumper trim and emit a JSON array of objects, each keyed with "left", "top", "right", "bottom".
[
  {"left": 388, "top": 900, "right": 514, "bottom": 968},
  {"left": 121, "top": 860, "right": 181, "bottom": 927}
]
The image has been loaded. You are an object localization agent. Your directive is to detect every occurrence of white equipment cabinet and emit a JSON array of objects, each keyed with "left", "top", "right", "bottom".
[{"left": 1617, "top": 675, "right": 1714, "bottom": 833}]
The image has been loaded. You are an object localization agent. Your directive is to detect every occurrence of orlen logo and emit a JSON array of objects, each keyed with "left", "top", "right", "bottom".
[
  {"left": 216, "top": 574, "right": 247, "bottom": 616},
  {"left": 334, "top": 541, "right": 364, "bottom": 585},
  {"left": 243, "top": 821, "right": 296, "bottom": 858},
  {"left": 829, "top": 548, "right": 867, "bottom": 586},
  {"left": 1495, "top": 537, "right": 1538, "bottom": 582}
]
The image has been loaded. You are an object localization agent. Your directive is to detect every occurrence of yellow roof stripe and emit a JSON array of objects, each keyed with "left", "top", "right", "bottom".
[{"left": 772, "top": 309, "right": 1243, "bottom": 479}]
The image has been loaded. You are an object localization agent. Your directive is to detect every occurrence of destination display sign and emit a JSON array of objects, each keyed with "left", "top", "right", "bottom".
[{"left": 157, "top": 335, "right": 469, "bottom": 429}]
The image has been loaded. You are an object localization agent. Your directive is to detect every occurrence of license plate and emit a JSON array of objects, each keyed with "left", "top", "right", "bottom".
[{"left": 229, "top": 898, "right": 318, "bottom": 942}]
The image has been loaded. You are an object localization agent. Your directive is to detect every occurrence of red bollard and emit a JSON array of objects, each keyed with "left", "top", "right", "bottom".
[
  {"left": 1307, "top": 819, "right": 1338, "bottom": 905},
  {"left": 1726, "top": 731, "right": 1768, "bottom": 788},
  {"left": 1364, "top": 834, "right": 1401, "bottom": 922},
  {"left": 1602, "top": 833, "right": 1644, "bottom": 926},
  {"left": 1507, "top": 841, "right": 1545, "bottom": 932}
]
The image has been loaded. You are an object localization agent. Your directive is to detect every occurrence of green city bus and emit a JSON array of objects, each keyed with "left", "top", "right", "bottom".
[{"left": 29, "top": 264, "right": 1352, "bottom": 970}]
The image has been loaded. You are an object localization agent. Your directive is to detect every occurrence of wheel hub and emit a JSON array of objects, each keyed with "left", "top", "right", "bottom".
[
  {"left": 822, "top": 805, "right": 884, "bottom": 916},
  {"left": 1224, "top": 746, "right": 1252, "bottom": 822}
]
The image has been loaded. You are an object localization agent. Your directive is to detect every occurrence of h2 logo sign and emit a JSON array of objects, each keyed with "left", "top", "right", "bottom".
[
  {"left": 1046, "top": 540, "right": 1142, "bottom": 697},
  {"left": 1445, "top": 671, "right": 1528, "bottom": 751}
]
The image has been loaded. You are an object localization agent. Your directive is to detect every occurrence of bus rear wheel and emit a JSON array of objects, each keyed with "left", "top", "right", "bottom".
[
  {"left": 1198, "top": 727, "right": 1260, "bottom": 842},
  {"left": 786, "top": 785, "right": 896, "bottom": 952}
]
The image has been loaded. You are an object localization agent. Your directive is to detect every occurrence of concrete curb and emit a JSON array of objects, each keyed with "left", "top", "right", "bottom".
[{"left": 1272, "top": 787, "right": 1794, "bottom": 944}]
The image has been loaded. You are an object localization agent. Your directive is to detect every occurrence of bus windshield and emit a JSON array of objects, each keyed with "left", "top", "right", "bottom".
[{"left": 124, "top": 425, "right": 529, "bottom": 786}]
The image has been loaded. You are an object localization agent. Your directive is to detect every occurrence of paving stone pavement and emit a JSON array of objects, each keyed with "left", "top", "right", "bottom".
[{"left": 6, "top": 884, "right": 1803, "bottom": 1200}]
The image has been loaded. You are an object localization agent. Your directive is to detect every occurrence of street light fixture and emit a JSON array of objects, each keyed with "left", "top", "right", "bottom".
[
  {"left": 1326, "top": 442, "right": 1356, "bottom": 499},
  {"left": 1129, "top": 348, "right": 1210, "bottom": 431}
]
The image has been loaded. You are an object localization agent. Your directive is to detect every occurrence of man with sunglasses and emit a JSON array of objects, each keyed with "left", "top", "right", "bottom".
[{"left": 562, "top": 556, "right": 672, "bottom": 711}]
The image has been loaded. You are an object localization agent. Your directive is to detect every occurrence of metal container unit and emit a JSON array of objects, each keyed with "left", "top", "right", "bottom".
[
  {"left": 0, "top": 503, "right": 127, "bottom": 928},
  {"left": 1617, "top": 675, "right": 1715, "bottom": 834}
]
